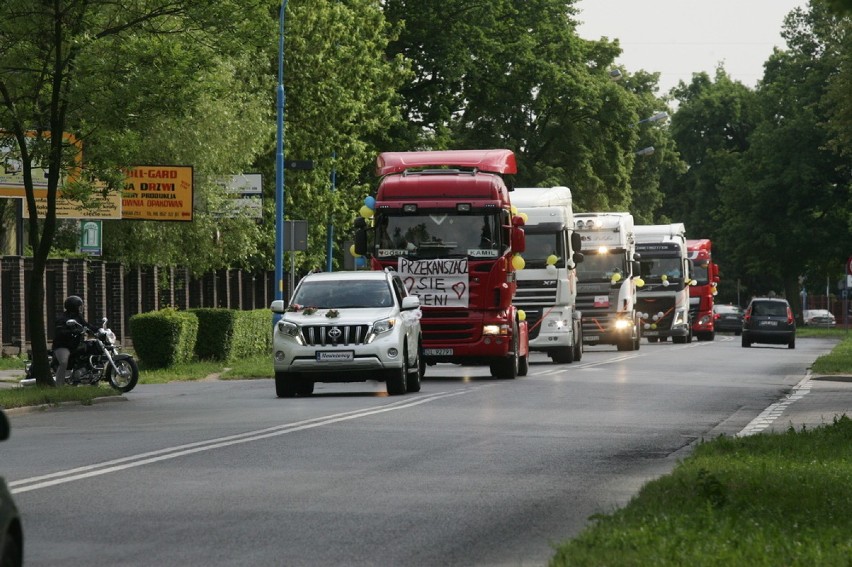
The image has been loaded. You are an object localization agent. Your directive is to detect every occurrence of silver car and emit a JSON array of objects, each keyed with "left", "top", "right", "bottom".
[
  {"left": 271, "top": 270, "right": 422, "bottom": 397},
  {"left": 1, "top": 410, "right": 23, "bottom": 567}
]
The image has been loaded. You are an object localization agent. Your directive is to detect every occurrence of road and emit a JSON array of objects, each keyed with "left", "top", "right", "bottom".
[{"left": 2, "top": 335, "right": 836, "bottom": 566}]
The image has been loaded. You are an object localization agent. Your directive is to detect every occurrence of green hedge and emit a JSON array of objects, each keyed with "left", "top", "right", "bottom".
[
  {"left": 129, "top": 308, "right": 199, "bottom": 369},
  {"left": 192, "top": 308, "right": 272, "bottom": 362}
]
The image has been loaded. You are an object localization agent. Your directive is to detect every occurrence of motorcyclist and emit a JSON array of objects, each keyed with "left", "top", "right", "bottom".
[{"left": 52, "top": 295, "right": 97, "bottom": 387}]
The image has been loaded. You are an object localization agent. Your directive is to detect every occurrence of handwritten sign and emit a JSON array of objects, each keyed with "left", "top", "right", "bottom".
[{"left": 398, "top": 258, "right": 469, "bottom": 307}]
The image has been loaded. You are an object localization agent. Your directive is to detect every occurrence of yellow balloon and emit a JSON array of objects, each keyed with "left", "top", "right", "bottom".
[
  {"left": 518, "top": 309, "right": 526, "bottom": 322},
  {"left": 635, "top": 277, "right": 645, "bottom": 288},
  {"left": 511, "top": 255, "right": 525, "bottom": 270},
  {"left": 546, "top": 254, "right": 558, "bottom": 266},
  {"left": 359, "top": 205, "right": 374, "bottom": 218},
  {"left": 661, "top": 274, "right": 668, "bottom": 281},
  {"left": 510, "top": 206, "right": 517, "bottom": 215},
  {"left": 519, "top": 212, "right": 528, "bottom": 223},
  {"left": 611, "top": 273, "right": 622, "bottom": 283},
  {"left": 349, "top": 244, "right": 361, "bottom": 257}
]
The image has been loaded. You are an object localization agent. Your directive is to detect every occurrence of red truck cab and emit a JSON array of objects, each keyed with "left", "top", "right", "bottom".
[
  {"left": 354, "top": 150, "right": 529, "bottom": 378},
  {"left": 687, "top": 239, "right": 719, "bottom": 341}
]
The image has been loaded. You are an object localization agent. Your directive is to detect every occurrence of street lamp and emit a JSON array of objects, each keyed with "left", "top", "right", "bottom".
[
  {"left": 274, "top": 0, "right": 289, "bottom": 310},
  {"left": 636, "top": 111, "right": 668, "bottom": 126}
]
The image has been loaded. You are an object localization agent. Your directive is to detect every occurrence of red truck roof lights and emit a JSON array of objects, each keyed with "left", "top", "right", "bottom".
[{"left": 376, "top": 149, "right": 517, "bottom": 177}]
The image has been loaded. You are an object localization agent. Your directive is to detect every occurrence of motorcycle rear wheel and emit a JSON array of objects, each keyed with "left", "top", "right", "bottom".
[{"left": 108, "top": 357, "right": 139, "bottom": 392}]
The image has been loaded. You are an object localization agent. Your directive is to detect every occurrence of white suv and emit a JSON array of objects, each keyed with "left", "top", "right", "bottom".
[{"left": 270, "top": 270, "right": 422, "bottom": 397}]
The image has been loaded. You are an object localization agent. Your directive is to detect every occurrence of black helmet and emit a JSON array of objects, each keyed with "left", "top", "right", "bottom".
[{"left": 64, "top": 295, "right": 84, "bottom": 313}]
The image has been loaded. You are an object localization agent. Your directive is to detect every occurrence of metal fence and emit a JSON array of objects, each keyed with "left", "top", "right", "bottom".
[{"left": 0, "top": 256, "right": 279, "bottom": 354}]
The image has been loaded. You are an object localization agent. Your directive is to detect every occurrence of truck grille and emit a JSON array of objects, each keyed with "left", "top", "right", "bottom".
[
  {"left": 515, "top": 280, "right": 558, "bottom": 340},
  {"left": 636, "top": 296, "right": 676, "bottom": 330},
  {"left": 419, "top": 310, "right": 479, "bottom": 342},
  {"left": 301, "top": 324, "right": 369, "bottom": 346},
  {"left": 576, "top": 289, "right": 619, "bottom": 337}
]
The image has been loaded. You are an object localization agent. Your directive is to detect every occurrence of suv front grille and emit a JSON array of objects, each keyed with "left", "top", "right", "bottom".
[{"left": 301, "top": 324, "right": 369, "bottom": 346}]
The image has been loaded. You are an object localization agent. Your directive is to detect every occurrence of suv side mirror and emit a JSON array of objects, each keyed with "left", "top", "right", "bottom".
[{"left": 401, "top": 296, "right": 421, "bottom": 311}]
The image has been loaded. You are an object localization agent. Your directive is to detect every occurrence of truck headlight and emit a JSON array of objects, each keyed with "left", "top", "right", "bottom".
[
  {"left": 614, "top": 318, "right": 631, "bottom": 330},
  {"left": 483, "top": 324, "right": 510, "bottom": 336}
]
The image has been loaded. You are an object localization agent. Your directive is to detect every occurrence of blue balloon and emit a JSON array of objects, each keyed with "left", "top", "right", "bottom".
[
  {"left": 355, "top": 256, "right": 367, "bottom": 268},
  {"left": 364, "top": 196, "right": 376, "bottom": 209}
]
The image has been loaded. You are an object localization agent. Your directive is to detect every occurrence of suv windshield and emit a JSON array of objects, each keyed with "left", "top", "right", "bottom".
[{"left": 292, "top": 280, "right": 393, "bottom": 309}]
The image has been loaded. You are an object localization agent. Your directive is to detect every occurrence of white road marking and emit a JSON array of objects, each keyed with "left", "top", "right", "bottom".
[
  {"left": 736, "top": 373, "right": 813, "bottom": 437},
  {"left": 10, "top": 387, "right": 485, "bottom": 494}
]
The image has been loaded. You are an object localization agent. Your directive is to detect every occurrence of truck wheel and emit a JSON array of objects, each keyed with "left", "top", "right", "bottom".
[
  {"left": 551, "top": 347, "right": 573, "bottom": 364},
  {"left": 275, "top": 372, "right": 298, "bottom": 398},
  {"left": 518, "top": 353, "right": 529, "bottom": 376},
  {"left": 574, "top": 326, "right": 583, "bottom": 361},
  {"left": 633, "top": 321, "right": 641, "bottom": 351},
  {"left": 490, "top": 325, "right": 519, "bottom": 379}
]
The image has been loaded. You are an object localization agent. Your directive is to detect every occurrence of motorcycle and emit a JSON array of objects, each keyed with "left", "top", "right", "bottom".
[{"left": 23, "top": 317, "right": 139, "bottom": 393}]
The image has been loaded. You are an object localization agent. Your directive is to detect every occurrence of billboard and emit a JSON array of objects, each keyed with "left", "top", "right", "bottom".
[{"left": 121, "top": 165, "right": 193, "bottom": 221}]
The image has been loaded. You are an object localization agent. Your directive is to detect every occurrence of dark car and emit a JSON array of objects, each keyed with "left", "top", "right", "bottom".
[
  {"left": 742, "top": 297, "right": 796, "bottom": 349},
  {"left": 1, "top": 410, "right": 23, "bottom": 567},
  {"left": 713, "top": 304, "right": 744, "bottom": 335}
]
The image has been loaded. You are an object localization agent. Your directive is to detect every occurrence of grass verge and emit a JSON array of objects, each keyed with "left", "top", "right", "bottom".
[
  {"left": 550, "top": 415, "right": 852, "bottom": 566},
  {"left": 0, "top": 353, "right": 274, "bottom": 409}
]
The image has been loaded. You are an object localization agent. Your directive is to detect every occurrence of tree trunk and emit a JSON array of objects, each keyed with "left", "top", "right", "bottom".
[{"left": 27, "top": 252, "right": 52, "bottom": 386}]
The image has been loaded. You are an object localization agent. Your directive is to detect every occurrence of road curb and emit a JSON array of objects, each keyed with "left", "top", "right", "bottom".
[{"left": 3, "top": 395, "right": 127, "bottom": 416}]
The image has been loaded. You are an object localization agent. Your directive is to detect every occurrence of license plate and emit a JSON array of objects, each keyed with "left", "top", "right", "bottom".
[
  {"left": 644, "top": 330, "right": 659, "bottom": 337},
  {"left": 424, "top": 348, "right": 453, "bottom": 356},
  {"left": 316, "top": 350, "right": 354, "bottom": 362},
  {"left": 759, "top": 320, "right": 779, "bottom": 327},
  {"left": 584, "top": 335, "right": 599, "bottom": 341}
]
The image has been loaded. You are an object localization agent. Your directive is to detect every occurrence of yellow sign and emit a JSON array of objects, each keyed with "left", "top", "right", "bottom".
[
  {"left": 121, "top": 166, "right": 193, "bottom": 221},
  {"left": 21, "top": 189, "right": 122, "bottom": 220},
  {"left": 0, "top": 131, "right": 81, "bottom": 194}
]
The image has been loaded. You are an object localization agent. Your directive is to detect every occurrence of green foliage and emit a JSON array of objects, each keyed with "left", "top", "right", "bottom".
[
  {"left": 551, "top": 416, "right": 852, "bottom": 566},
  {"left": 191, "top": 308, "right": 271, "bottom": 362},
  {"left": 0, "top": 385, "right": 120, "bottom": 410},
  {"left": 129, "top": 308, "right": 199, "bottom": 369},
  {"left": 228, "top": 309, "right": 273, "bottom": 361}
]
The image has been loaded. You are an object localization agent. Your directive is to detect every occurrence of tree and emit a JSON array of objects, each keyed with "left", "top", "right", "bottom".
[
  {"left": 717, "top": 1, "right": 851, "bottom": 310},
  {"left": 0, "top": 0, "right": 274, "bottom": 386},
  {"left": 383, "top": 0, "right": 666, "bottom": 213}
]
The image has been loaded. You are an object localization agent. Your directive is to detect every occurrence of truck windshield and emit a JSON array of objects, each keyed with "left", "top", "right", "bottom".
[
  {"left": 375, "top": 212, "right": 505, "bottom": 260},
  {"left": 576, "top": 251, "right": 625, "bottom": 280},
  {"left": 639, "top": 257, "right": 683, "bottom": 281},
  {"left": 523, "top": 233, "right": 565, "bottom": 268},
  {"left": 692, "top": 262, "right": 709, "bottom": 285}
]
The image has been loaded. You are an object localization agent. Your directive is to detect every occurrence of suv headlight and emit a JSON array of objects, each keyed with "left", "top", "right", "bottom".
[
  {"left": 277, "top": 320, "right": 304, "bottom": 345},
  {"left": 367, "top": 317, "right": 396, "bottom": 344}
]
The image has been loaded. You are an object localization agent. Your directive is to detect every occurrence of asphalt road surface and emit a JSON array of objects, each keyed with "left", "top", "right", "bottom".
[{"left": 2, "top": 335, "right": 836, "bottom": 566}]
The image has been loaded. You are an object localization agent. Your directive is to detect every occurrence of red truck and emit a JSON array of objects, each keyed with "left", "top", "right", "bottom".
[
  {"left": 354, "top": 149, "right": 530, "bottom": 378},
  {"left": 687, "top": 239, "right": 719, "bottom": 341}
]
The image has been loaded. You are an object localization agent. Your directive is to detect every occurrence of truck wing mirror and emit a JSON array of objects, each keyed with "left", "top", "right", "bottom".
[
  {"left": 511, "top": 226, "right": 525, "bottom": 253},
  {"left": 572, "top": 252, "right": 584, "bottom": 264},
  {"left": 354, "top": 226, "right": 368, "bottom": 256},
  {"left": 571, "top": 232, "right": 582, "bottom": 253}
]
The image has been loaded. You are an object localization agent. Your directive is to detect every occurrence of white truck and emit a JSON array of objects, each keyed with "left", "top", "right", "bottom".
[
  {"left": 574, "top": 212, "right": 641, "bottom": 351},
  {"left": 511, "top": 186, "right": 584, "bottom": 363},
  {"left": 634, "top": 223, "right": 693, "bottom": 344}
]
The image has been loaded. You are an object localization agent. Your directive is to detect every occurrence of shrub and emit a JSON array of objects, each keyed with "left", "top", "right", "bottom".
[
  {"left": 129, "top": 308, "right": 199, "bottom": 369},
  {"left": 192, "top": 308, "right": 272, "bottom": 362}
]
